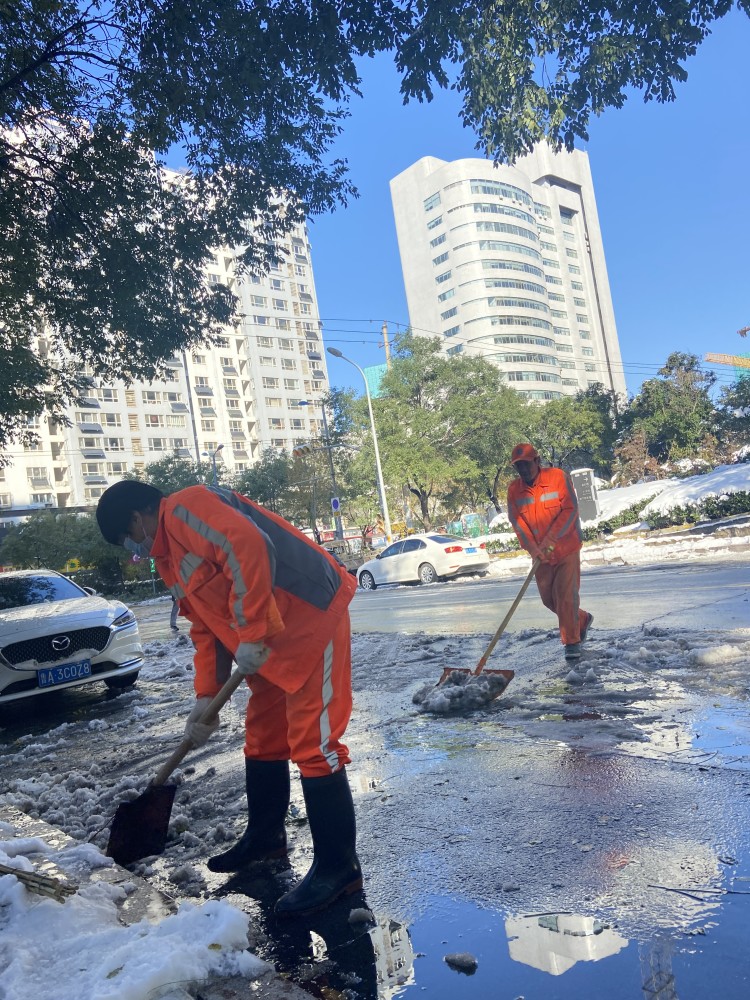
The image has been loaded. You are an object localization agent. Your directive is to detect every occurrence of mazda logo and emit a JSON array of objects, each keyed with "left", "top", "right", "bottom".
[{"left": 51, "top": 635, "right": 71, "bottom": 652}]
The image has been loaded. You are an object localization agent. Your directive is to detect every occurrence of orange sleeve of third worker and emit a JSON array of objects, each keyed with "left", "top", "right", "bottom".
[{"left": 506, "top": 481, "right": 537, "bottom": 555}]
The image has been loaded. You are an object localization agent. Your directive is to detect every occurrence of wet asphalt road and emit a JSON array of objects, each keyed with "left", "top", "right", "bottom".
[
  {"left": 3, "top": 558, "right": 750, "bottom": 999},
  {"left": 133, "top": 559, "right": 750, "bottom": 643}
]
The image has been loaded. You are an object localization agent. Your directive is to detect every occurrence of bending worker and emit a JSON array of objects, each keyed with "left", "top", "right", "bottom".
[
  {"left": 96, "top": 479, "right": 360, "bottom": 917},
  {"left": 506, "top": 443, "right": 593, "bottom": 661}
]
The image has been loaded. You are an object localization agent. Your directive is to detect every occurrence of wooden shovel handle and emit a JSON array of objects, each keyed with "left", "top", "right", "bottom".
[
  {"left": 474, "top": 558, "right": 541, "bottom": 674},
  {"left": 152, "top": 668, "right": 248, "bottom": 786}
]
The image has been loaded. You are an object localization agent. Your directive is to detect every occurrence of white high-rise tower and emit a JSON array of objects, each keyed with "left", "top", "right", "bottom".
[{"left": 390, "top": 147, "right": 626, "bottom": 400}]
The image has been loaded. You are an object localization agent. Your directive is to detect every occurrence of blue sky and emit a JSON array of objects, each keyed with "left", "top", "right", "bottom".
[{"left": 312, "top": 7, "right": 750, "bottom": 400}]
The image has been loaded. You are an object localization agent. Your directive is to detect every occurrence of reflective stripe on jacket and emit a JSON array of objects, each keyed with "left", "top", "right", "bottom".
[
  {"left": 150, "top": 485, "right": 357, "bottom": 696},
  {"left": 506, "top": 467, "right": 582, "bottom": 565}
]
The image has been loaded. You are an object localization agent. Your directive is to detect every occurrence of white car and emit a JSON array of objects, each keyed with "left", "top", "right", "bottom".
[
  {"left": 356, "top": 534, "right": 490, "bottom": 591},
  {"left": 0, "top": 570, "right": 143, "bottom": 704}
]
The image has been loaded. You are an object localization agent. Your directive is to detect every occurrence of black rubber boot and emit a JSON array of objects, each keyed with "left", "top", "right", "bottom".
[
  {"left": 275, "top": 767, "right": 362, "bottom": 917},
  {"left": 208, "top": 758, "right": 290, "bottom": 873}
]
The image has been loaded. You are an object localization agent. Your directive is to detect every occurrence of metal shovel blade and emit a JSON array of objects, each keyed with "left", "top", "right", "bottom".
[{"left": 106, "top": 785, "right": 177, "bottom": 866}]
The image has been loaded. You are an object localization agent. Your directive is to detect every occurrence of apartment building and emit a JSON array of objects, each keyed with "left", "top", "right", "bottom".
[
  {"left": 390, "top": 146, "right": 626, "bottom": 401},
  {"left": 0, "top": 222, "right": 328, "bottom": 521}
]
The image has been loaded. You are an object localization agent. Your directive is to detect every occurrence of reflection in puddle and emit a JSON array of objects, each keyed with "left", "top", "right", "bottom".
[{"left": 506, "top": 911, "right": 628, "bottom": 974}]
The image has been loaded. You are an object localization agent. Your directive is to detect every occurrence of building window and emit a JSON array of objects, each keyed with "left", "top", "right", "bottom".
[
  {"left": 534, "top": 201, "right": 552, "bottom": 219},
  {"left": 556, "top": 343, "right": 574, "bottom": 353},
  {"left": 258, "top": 336, "right": 274, "bottom": 347},
  {"left": 265, "top": 397, "right": 282, "bottom": 407},
  {"left": 579, "top": 331, "right": 591, "bottom": 340},
  {"left": 573, "top": 297, "right": 586, "bottom": 307},
  {"left": 540, "top": 241, "right": 558, "bottom": 252},
  {"left": 432, "top": 252, "right": 449, "bottom": 266},
  {"left": 443, "top": 325, "right": 461, "bottom": 337},
  {"left": 107, "top": 462, "right": 127, "bottom": 475},
  {"left": 145, "top": 414, "right": 163, "bottom": 427},
  {"left": 251, "top": 295, "right": 267, "bottom": 307},
  {"left": 101, "top": 414, "right": 121, "bottom": 427},
  {"left": 568, "top": 264, "right": 581, "bottom": 274},
  {"left": 576, "top": 313, "right": 589, "bottom": 324},
  {"left": 554, "top": 327, "right": 570, "bottom": 336},
  {"left": 548, "top": 292, "right": 565, "bottom": 302},
  {"left": 192, "top": 354, "right": 206, "bottom": 364},
  {"left": 430, "top": 233, "right": 446, "bottom": 248},
  {"left": 566, "top": 248, "right": 578, "bottom": 259},
  {"left": 263, "top": 377, "right": 279, "bottom": 389},
  {"left": 423, "top": 192, "right": 441, "bottom": 212},
  {"left": 201, "top": 419, "right": 215, "bottom": 432},
  {"left": 469, "top": 180, "right": 532, "bottom": 206},
  {"left": 104, "top": 437, "right": 124, "bottom": 451},
  {"left": 435, "top": 270, "right": 452, "bottom": 284},
  {"left": 446, "top": 344, "right": 463, "bottom": 356},
  {"left": 545, "top": 275, "right": 563, "bottom": 285},
  {"left": 437, "top": 288, "right": 455, "bottom": 302},
  {"left": 281, "top": 358, "right": 296, "bottom": 370},
  {"left": 260, "top": 356, "right": 276, "bottom": 366},
  {"left": 268, "top": 418, "right": 286, "bottom": 430},
  {"left": 571, "top": 280, "right": 584, "bottom": 290},
  {"left": 581, "top": 347, "right": 594, "bottom": 356},
  {"left": 441, "top": 307, "right": 458, "bottom": 320},
  {"left": 426, "top": 215, "right": 443, "bottom": 230},
  {"left": 550, "top": 309, "right": 568, "bottom": 319},
  {"left": 584, "top": 363, "right": 597, "bottom": 372}
]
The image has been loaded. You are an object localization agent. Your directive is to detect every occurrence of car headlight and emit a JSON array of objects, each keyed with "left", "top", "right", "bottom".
[{"left": 112, "top": 609, "right": 136, "bottom": 628}]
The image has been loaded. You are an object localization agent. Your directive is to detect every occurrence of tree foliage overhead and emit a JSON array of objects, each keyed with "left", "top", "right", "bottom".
[{"left": 3, "top": 2, "right": 748, "bottom": 448}]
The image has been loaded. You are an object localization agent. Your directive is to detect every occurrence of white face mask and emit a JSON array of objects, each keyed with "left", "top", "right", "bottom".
[{"left": 123, "top": 535, "right": 154, "bottom": 558}]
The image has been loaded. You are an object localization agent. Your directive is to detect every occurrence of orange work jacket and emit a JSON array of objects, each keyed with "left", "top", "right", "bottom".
[
  {"left": 150, "top": 485, "right": 357, "bottom": 697},
  {"left": 506, "top": 467, "right": 582, "bottom": 566}
]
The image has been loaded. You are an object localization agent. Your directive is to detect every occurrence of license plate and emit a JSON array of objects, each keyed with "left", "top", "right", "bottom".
[
  {"left": 465, "top": 547, "right": 477, "bottom": 553},
  {"left": 38, "top": 659, "right": 92, "bottom": 688}
]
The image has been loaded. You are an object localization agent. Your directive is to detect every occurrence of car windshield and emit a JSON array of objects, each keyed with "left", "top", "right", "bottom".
[
  {"left": 0, "top": 575, "right": 85, "bottom": 611},
  {"left": 427, "top": 535, "right": 464, "bottom": 544}
]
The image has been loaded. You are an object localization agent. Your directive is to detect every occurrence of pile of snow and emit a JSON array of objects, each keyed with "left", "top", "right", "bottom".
[{"left": 0, "top": 824, "right": 269, "bottom": 1000}]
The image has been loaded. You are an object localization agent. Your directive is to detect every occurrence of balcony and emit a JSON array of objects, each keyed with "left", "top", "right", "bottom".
[
  {"left": 77, "top": 422, "right": 103, "bottom": 434},
  {"left": 81, "top": 449, "right": 106, "bottom": 459},
  {"left": 194, "top": 385, "right": 213, "bottom": 396}
]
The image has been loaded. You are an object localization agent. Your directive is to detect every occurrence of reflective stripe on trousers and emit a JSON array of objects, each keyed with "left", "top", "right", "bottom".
[{"left": 243, "top": 614, "right": 353, "bottom": 777}]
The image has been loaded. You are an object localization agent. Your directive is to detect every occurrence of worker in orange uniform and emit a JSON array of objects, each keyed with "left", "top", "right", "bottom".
[
  {"left": 506, "top": 443, "right": 593, "bottom": 661},
  {"left": 96, "top": 479, "right": 360, "bottom": 917}
]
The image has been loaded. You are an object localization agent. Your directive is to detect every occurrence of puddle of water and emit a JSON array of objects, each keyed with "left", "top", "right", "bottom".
[{"left": 390, "top": 892, "right": 750, "bottom": 1000}]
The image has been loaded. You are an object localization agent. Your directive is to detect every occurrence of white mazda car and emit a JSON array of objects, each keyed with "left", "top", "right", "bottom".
[
  {"left": 0, "top": 570, "right": 143, "bottom": 704},
  {"left": 356, "top": 534, "right": 490, "bottom": 591}
]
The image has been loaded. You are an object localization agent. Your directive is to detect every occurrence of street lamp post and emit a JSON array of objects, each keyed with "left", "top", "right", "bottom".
[
  {"left": 202, "top": 444, "right": 224, "bottom": 486},
  {"left": 326, "top": 347, "right": 392, "bottom": 543},
  {"left": 298, "top": 400, "right": 344, "bottom": 540}
]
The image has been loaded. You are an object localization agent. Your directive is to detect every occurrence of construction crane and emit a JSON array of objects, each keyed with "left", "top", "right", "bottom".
[{"left": 704, "top": 353, "right": 750, "bottom": 371}]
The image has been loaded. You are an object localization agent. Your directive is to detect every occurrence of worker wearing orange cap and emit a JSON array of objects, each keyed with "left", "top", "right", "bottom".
[{"left": 506, "top": 443, "right": 593, "bottom": 661}]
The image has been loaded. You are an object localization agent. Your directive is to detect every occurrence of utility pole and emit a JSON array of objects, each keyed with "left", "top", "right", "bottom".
[{"left": 381, "top": 322, "right": 392, "bottom": 368}]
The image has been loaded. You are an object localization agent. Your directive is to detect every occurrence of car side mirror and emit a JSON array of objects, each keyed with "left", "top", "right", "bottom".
[
  {"left": 84, "top": 586, "right": 98, "bottom": 596},
  {"left": 375, "top": 553, "right": 382, "bottom": 559}
]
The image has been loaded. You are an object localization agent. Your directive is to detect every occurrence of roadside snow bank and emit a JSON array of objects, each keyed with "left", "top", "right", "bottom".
[{"left": 0, "top": 830, "right": 269, "bottom": 1000}]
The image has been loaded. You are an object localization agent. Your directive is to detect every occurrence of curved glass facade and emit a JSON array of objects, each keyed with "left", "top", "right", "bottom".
[{"left": 391, "top": 152, "right": 626, "bottom": 400}]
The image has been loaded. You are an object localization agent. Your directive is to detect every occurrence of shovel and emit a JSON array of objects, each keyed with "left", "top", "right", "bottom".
[
  {"left": 436, "top": 557, "right": 541, "bottom": 694},
  {"left": 106, "top": 667, "right": 247, "bottom": 866}
]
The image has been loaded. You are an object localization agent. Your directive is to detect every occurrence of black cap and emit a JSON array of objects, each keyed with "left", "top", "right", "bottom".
[{"left": 96, "top": 481, "right": 163, "bottom": 545}]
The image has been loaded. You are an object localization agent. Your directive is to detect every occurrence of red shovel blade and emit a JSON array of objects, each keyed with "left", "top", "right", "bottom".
[{"left": 106, "top": 785, "right": 177, "bottom": 866}]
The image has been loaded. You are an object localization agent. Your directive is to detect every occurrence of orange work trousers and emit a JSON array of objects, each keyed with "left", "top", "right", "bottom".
[
  {"left": 243, "top": 614, "right": 352, "bottom": 777},
  {"left": 534, "top": 549, "right": 589, "bottom": 645}
]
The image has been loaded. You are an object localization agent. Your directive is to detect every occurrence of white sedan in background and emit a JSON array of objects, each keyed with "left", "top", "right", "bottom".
[{"left": 356, "top": 534, "right": 490, "bottom": 591}]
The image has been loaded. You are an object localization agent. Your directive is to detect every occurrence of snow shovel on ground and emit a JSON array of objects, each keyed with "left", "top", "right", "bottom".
[
  {"left": 435, "top": 557, "right": 541, "bottom": 694},
  {"left": 106, "top": 667, "right": 248, "bottom": 866}
]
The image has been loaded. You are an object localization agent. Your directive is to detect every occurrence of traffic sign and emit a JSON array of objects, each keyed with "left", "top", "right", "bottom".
[{"left": 331, "top": 497, "right": 341, "bottom": 513}]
